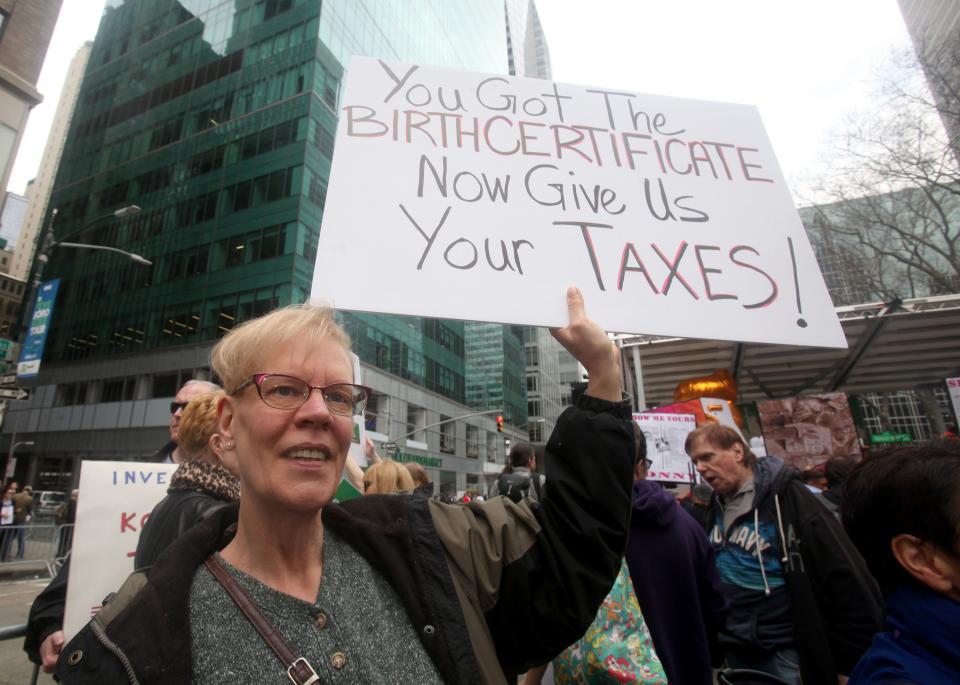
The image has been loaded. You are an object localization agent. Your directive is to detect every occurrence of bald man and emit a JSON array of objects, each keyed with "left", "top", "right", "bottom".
[{"left": 153, "top": 380, "right": 220, "bottom": 463}]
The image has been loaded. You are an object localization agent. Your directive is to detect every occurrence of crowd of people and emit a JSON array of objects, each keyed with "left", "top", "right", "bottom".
[{"left": 13, "top": 289, "right": 959, "bottom": 684}]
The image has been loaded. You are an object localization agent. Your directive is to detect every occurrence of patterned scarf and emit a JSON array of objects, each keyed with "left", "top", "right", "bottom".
[{"left": 169, "top": 459, "right": 240, "bottom": 503}]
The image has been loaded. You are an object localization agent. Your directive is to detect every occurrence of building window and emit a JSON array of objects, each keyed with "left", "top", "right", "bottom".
[
  {"left": 54, "top": 383, "right": 87, "bottom": 406},
  {"left": 529, "top": 422, "right": 544, "bottom": 443},
  {"left": 406, "top": 404, "right": 424, "bottom": 442},
  {"left": 465, "top": 425, "right": 479, "bottom": 459},
  {"left": 364, "top": 391, "right": 384, "bottom": 432},
  {"left": 152, "top": 373, "right": 179, "bottom": 398},
  {"left": 440, "top": 415, "right": 455, "bottom": 454},
  {"left": 102, "top": 377, "right": 135, "bottom": 403}
]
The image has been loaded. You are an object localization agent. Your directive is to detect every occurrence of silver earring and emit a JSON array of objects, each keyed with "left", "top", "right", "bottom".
[{"left": 224, "top": 441, "right": 234, "bottom": 449}]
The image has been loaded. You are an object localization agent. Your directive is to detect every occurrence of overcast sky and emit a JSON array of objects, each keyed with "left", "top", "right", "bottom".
[{"left": 6, "top": 0, "right": 914, "bottom": 200}]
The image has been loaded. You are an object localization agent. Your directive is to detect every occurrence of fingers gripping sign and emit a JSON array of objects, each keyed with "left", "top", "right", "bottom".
[{"left": 550, "top": 286, "right": 622, "bottom": 402}]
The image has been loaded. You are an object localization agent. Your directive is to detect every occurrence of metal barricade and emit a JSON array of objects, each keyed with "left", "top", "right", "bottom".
[
  {"left": 52, "top": 524, "right": 74, "bottom": 571},
  {"left": 0, "top": 623, "right": 41, "bottom": 685},
  {"left": 0, "top": 523, "right": 73, "bottom": 577}
]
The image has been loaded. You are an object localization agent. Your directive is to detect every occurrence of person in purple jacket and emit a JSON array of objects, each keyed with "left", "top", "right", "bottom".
[{"left": 625, "top": 424, "right": 729, "bottom": 685}]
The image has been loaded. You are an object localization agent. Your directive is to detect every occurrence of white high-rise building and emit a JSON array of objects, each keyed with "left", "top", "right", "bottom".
[
  {"left": 11, "top": 42, "right": 91, "bottom": 282},
  {"left": 505, "top": 0, "right": 552, "bottom": 79},
  {"left": 0, "top": 0, "right": 62, "bottom": 205},
  {"left": 898, "top": 0, "right": 960, "bottom": 151}
]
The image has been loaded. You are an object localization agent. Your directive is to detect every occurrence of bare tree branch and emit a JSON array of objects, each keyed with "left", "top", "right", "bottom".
[{"left": 801, "top": 40, "right": 960, "bottom": 305}]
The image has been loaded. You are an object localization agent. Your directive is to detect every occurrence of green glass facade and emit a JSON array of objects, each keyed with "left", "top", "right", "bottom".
[
  {"left": 44, "top": 0, "right": 338, "bottom": 365},
  {"left": 34, "top": 0, "right": 517, "bottom": 418},
  {"left": 464, "top": 322, "right": 526, "bottom": 427}
]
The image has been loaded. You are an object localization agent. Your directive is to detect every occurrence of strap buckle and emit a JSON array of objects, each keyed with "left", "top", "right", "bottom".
[{"left": 287, "top": 657, "right": 319, "bottom": 685}]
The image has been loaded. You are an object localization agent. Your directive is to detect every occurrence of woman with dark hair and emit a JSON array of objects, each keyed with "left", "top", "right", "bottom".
[{"left": 490, "top": 440, "right": 545, "bottom": 503}]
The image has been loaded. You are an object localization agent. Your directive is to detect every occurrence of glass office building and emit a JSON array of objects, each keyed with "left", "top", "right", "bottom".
[{"left": 3, "top": 0, "right": 536, "bottom": 493}]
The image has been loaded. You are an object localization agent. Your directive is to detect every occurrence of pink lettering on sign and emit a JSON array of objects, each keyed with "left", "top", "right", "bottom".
[{"left": 120, "top": 512, "right": 150, "bottom": 533}]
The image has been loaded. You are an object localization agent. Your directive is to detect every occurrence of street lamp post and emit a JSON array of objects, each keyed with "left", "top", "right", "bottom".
[
  {"left": 41, "top": 204, "right": 142, "bottom": 255},
  {"left": 389, "top": 408, "right": 503, "bottom": 444},
  {"left": 16, "top": 205, "right": 146, "bottom": 344},
  {"left": 384, "top": 408, "right": 502, "bottom": 497},
  {"left": 3, "top": 440, "right": 35, "bottom": 481},
  {"left": 54, "top": 242, "right": 152, "bottom": 266}
]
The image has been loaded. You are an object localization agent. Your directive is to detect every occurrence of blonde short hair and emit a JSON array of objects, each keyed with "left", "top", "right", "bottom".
[
  {"left": 211, "top": 304, "right": 351, "bottom": 393},
  {"left": 177, "top": 391, "right": 225, "bottom": 461},
  {"left": 364, "top": 460, "right": 415, "bottom": 494}
]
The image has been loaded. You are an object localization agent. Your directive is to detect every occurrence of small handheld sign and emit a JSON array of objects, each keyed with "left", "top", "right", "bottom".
[{"left": 64, "top": 461, "right": 177, "bottom": 640}]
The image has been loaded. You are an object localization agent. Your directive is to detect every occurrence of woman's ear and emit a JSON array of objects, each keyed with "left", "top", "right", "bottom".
[
  {"left": 210, "top": 433, "right": 240, "bottom": 478},
  {"left": 890, "top": 534, "right": 953, "bottom": 594},
  {"left": 217, "top": 395, "right": 235, "bottom": 444}
]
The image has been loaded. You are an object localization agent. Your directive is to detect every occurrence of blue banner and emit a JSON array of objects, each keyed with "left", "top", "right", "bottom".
[{"left": 17, "top": 278, "right": 60, "bottom": 378}]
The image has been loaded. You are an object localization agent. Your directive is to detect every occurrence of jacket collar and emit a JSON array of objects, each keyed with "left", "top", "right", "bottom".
[
  {"left": 99, "top": 496, "right": 481, "bottom": 684},
  {"left": 102, "top": 503, "right": 240, "bottom": 683},
  {"left": 886, "top": 583, "right": 960, "bottom": 673}
]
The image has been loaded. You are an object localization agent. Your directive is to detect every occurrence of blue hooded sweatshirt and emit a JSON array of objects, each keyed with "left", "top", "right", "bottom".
[
  {"left": 850, "top": 583, "right": 960, "bottom": 684},
  {"left": 625, "top": 479, "right": 728, "bottom": 685},
  {"left": 706, "top": 455, "right": 796, "bottom": 651}
]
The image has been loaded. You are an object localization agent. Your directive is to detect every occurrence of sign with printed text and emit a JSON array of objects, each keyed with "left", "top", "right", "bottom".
[
  {"left": 633, "top": 412, "right": 697, "bottom": 482},
  {"left": 348, "top": 352, "right": 367, "bottom": 466},
  {"left": 63, "top": 461, "right": 177, "bottom": 641},
  {"left": 313, "top": 57, "right": 845, "bottom": 348},
  {"left": 17, "top": 279, "right": 60, "bottom": 378},
  {"left": 947, "top": 378, "right": 960, "bottom": 428}
]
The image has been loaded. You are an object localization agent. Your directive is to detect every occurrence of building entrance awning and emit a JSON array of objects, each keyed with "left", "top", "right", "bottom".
[{"left": 618, "top": 294, "right": 960, "bottom": 407}]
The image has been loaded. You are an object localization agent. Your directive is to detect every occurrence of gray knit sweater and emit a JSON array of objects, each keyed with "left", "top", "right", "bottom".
[{"left": 189, "top": 529, "right": 443, "bottom": 683}]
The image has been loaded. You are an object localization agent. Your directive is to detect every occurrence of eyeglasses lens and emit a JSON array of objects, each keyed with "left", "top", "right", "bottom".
[
  {"left": 170, "top": 402, "right": 187, "bottom": 414},
  {"left": 257, "top": 376, "right": 365, "bottom": 416}
]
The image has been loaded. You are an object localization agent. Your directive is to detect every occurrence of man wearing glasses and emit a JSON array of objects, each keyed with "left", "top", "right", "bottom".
[{"left": 152, "top": 380, "right": 220, "bottom": 463}]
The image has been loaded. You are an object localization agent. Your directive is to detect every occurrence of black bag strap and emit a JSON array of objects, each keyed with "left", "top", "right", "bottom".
[{"left": 204, "top": 555, "right": 320, "bottom": 685}]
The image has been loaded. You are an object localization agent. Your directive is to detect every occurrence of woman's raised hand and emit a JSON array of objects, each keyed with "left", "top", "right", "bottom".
[{"left": 549, "top": 287, "right": 621, "bottom": 402}]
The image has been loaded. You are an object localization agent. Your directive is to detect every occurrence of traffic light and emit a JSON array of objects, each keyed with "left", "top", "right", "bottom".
[{"left": 496, "top": 415, "right": 504, "bottom": 433}]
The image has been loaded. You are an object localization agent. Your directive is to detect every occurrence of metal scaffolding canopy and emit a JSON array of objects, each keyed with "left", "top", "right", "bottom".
[{"left": 618, "top": 294, "right": 960, "bottom": 407}]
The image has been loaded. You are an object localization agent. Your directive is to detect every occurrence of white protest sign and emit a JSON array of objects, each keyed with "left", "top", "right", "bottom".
[
  {"left": 633, "top": 412, "right": 697, "bottom": 482},
  {"left": 63, "top": 461, "right": 177, "bottom": 641},
  {"left": 348, "top": 351, "right": 367, "bottom": 467},
  {"left": 948, "top": 378, "right": 960, "bottom": 429},
  {"left": 313, "top": 57, "right": 845, "bottom": 348}
]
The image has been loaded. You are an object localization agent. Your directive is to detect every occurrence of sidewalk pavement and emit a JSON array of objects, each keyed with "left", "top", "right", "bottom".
[{"left": 0, "top": 568, "right": 57, "bottom": 684}]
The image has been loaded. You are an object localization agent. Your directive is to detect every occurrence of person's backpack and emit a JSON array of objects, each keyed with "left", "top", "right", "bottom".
[{"left": 497, "top": 472, "right": 542, "bottom": 503}]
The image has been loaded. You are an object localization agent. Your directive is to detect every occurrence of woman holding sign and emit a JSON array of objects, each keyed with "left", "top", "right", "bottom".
[{"left": 56, "top": 288, "right": 635, "bottom": 685}]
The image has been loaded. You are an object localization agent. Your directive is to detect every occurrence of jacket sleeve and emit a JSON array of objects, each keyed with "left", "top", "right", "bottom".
[
  {"left": 433, "top": 393, "right": 635, "bottom": 675},
  {"left": 24, "top": 557, "right": 69, "bottom": 665},
  {"left": 792, "top": 484, "right": 883, "bottom": 675},
  {"left": 696, "top": 537, "right": 729, "bottom": 666}
]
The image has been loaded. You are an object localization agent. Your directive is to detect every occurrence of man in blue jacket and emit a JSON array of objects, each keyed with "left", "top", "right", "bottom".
[
  {"left": 843, "top": 440, "right": 960, "bottom": 684},
  {"left": 687, "top": 424, "right": 882, "bottom": 685}
]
